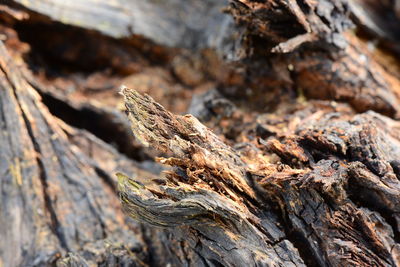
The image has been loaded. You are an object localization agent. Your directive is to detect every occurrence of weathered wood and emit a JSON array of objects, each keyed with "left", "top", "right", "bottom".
[
  {"left": 119, "top": 87, "right": 305, "bottom": 266},
  {"left": 9, "top": 0, "right": 235, "bottom": 51},
  {"left": 1, "top": 0, "right": 400, "bottom": 266},
  {"left": 224, "top": 0, "right": 400, "bottom": 118},
  {"left": 0, "top": 41, "right": 159, "bottom": 266},
  {"left": 263, "top": 110, "right": 400, "bottom": 266},
  {"left": 118, "top": 87, "right": 400, "bottom": 266}
]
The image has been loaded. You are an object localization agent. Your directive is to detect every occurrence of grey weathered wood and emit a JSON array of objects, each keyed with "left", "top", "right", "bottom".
[{"left": 12, "top": 0, "right": 236, "bottom": 51}]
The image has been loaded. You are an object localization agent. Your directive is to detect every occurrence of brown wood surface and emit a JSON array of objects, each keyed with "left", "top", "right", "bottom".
[{"left": 1, "top": 0, "right": 400, "bottom": 266}]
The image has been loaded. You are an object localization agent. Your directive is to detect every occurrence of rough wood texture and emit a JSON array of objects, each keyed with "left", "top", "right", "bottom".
[
  {"left": 0, "top": 41, "right": 161, "bottom": 266},
  {"left": 1, "top": 0, "right": 400, "bottom": 266},
  {"left": 119, "top": 87, "right": 305, "bottom": 266},
  {"left": 263, "top": 110, "right": 400, "bottom": 266},
  {"left": 224, "top": 0, "right": 400, "bottom": 118},
  {"left": 118, "top": 88, "right": 400, "bottom": 266}
]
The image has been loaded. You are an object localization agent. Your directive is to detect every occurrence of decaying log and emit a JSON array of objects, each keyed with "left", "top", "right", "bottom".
[{"left": 1, "top": 0, "right": 400, "bottom": 266}]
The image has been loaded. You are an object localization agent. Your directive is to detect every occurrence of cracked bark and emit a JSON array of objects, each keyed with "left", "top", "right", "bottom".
[{"left": 0, "top": 42, "right": 173, "bottom": 266}]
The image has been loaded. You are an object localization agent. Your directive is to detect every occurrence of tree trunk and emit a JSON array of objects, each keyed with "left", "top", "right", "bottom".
[{"left": 1, "top": 0, "right": 400, "bottom": 266}]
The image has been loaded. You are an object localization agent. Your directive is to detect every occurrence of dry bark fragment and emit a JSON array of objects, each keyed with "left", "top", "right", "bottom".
[{"left": 119, "top": 87, "right": 306, "bottom": 266}]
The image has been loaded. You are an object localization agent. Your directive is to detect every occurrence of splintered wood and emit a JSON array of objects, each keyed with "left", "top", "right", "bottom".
[{"left": 120, "top": 88, "right": 400, "bottom": 266}]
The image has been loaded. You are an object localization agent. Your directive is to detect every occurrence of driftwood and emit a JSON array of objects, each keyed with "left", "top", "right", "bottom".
[{"left": 1, "top": 0, "right": 400, "bottom": 266}]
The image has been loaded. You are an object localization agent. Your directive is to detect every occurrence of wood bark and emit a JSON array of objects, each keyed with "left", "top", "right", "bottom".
[{"left": 1, "top": 0, "right": 400, "bottom": 266}]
